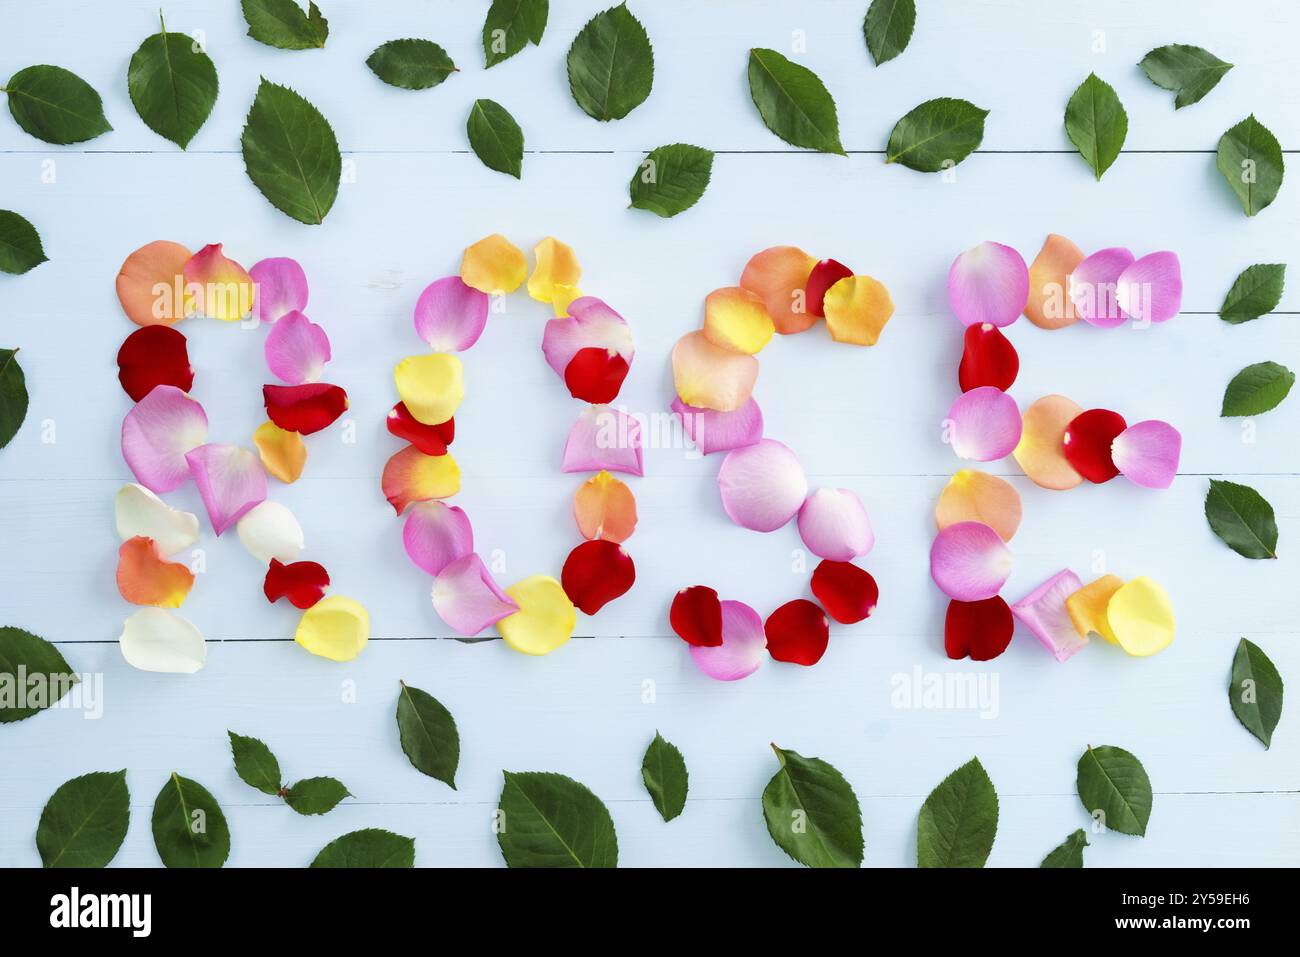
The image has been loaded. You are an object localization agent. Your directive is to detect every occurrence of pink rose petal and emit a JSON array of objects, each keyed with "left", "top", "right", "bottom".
[
  {"left": 670, "top": 396, "right": 763, "bottom": 455},
  {"left": 431, "top": 553, "right": 518, "bottom": 635},
  {"left": 1069, "top": 247, "right": 1134, "bottom": 328},
  {"left": 264, "top": 310, "right": 331, "bottom": 384},
  {"left": 121, "top": 385, "right": 209, "bottom": 493},
  {"left": 716, "top": 438, "right": 808, "bottom": 532},
  {"left": 413, "top": 276, "right": 490, "bottom": 352},
  {"left": 542, "top": 296, "right": 634, "bottom": 380},
  {"left": 560, "top": 405, "right": 644, "bottom": 476},
  {"left": 947, "top": 241, "right": 1029, "bottom": 328},
  {"left": 1116, "top": 251, "right": 1182, "bottom": 324},
  {"left": 929, "top": 521, "right": 1012, "bottom": 601},
  {"left": 689, "top": 599, "right": 766, "bottom": 681},
  {"left": 403, "top": 501, "right": 474, "bottom": 576},
  {"left": 250, "top": 257, "right": 308, "bottom": 325},
  {"left": 797, "top": 487, "right": 875, "bottom": 561},
  {"left": 1112, "top": 419, "right": 1182, "bottom": 489},
  {"left": 947, "top": 386, "right": 1023, "bottom": 461},
  {"left": 1011, "top": 569, "right": 1087, "bottom": 661},
  {"left": 185, "top": 443, "right": 267, "bottom": 536}
]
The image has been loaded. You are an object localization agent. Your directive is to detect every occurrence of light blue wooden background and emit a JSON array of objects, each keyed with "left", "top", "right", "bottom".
[{"left": 1, "top": 0, "right": 1297, "bottom": 867}]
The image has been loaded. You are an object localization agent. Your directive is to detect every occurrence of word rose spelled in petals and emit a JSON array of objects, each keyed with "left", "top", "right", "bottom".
[
  {"left": 1116, "top": 252, "right": 1182, "bottom": 325},
  {"left": 121, "top": 385, "right": 209, "bottom": 493},
  {"left": 116, "top": 240, "right": 192, "bottom": 327},
  {"left": 1014, "top": 394, "right": 1084, "bottom": 490},
  {"left": 1062, "top": 408, "right": 1127, "bottom": 483},
  {"left": 402, "top": 501, "right": 474, "bottom": 576},
  {"left": 690, "top": 599, "right": 766, "bottom": 681},
  {"left": 116, "top": 536, "right": 195, "bottom": 608},
  {"left": 947, "top": 386, "right": 1022, "bottom": 462},
  {"left": 671, "top": 330, "right": 759, "bottom": 412},
  {"left": 573, "top": 470, "right": 638, "bottom": 543},
  {"left": 382, "top": 446, "right": 461, "bottom": 514},
  {"left": 541, "top": 296, "right": 634, "bottom": 380},
  {"left": 948, "top": 241, "right": 1029, "bottom": 328},
  {"left": 670, "top": 585, "right": 724, "bottom": 647},
  {"left": 295, "top": 595, "right": 370, "bottom": 662},
  {"left": 253, "top": 421, "right": 307, "bottom": 483},
  {"left": 1069, "top": 247, "right": 1134, "bottom": 328},
  {"left": 117, "top": 326, "right": 194, "bottom": 401},
  {"left": 671, "top": 397, "right": 763, "bottom": 456},
  {"left": 186, "top": 443, "right": 268, "bottom": 536},
  {"left": 119, "top": 608, "right": 206, "bottom": 673},
  {"left": 264, "top": 558, "right": 330, "bottom": 610},
  {"left": 236, "top": 501, "right": 305, "bottom": 564},
  {"left": 386, "top": 403, "right": 454, "bottom": 456},
  {"left": 1011, "top": 569, "right": 1086, "bottom": 662},
  {"left": 935, "top": 469, "right": 1022, "bottom": 542},
  {"left": 1111, "top": 419, "right": 1182, "bottom": 489},
  {"left": 496, "top": 574, "right": 577, "bottom": 656},
  {"left": 930, "top": 521, "right": 1012, "bottom": 602},
  {"left": 738, "top": 245, "right": 817, "bottom": 334},
  {"left": 716, "top": 439, "right": 808, "bottom": 532},
  {"left": 561, "top": 540, "right": 636, "bottom": 615},
  {"left": 184, "top": 243, "right": 253, "bottom": 322},
  {"left": 432, "top": 553, "right": 518, "bottom": 635},
  {"left": 394, "top": 354, "right": 463, "bottom": 426},
  {"left": 264, "top": 311, "right": 331, "bottom": 384},
  {"left": 765, "top": 599, "right": 830, "bottom": 666},
  {"left": 263, "top": 383, "right": 349, "bottom": 435},
  {"left": 561, "top": 405, "right": 644, "bottom": 476},
  {"left": 944, "top": 596, "right": 1014, "bottom": 661},
  {"left": 115, "top": 483, "right": 199, "bottom": 557},
  {"left": 810, "top": 560, "right": 878, "bottom": 624},
  {"left": 249, "top": 257, "right": 308, "bottom": 325},
  {"left": 958, "top": 323, "right": 1018, "bottom": 393},
  {"left": 413, "top": 276, "right": 490, "bottom": 351},
  {"left": 1024, "top": 234, "right": 1084, "bottom": 329},
  {"left": 797, "top": 487, "right": 874, "bottom": 561}
]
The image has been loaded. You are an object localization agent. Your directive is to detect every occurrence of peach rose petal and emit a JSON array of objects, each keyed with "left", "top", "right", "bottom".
[
  {"left": 496, "top": 574, "right": 577, "bottom": 656},
  {"left": 1024, "top": 233, "right": 1084, "bottom": 329},
  {"left": 716, "top": 439, "right": 807, "bottom": 532},
  {"left": 823, "top": 275, "right": 895, "bottom": 346},
  {"left": 541, "top": 296, "right": 634, "bottom": 379},
  {"left": 115, "top": 240, "right": 193, "bottom": 327},
  {"left": 413, "top": 276, "right": 489, "bottom": 352},
  {"left": 670, "top": 396, "right": 763, "bottom": 456},
  {"left": 382, "top": 446, "right": 461, "bottom": 515},
  {"left": 460, "top": 233, "right": 527, "bottom": 294},
  {"left": 797, "top": 487, "right": 874, "bottom": 560},
  {"left": 252, "top": 421, "right": 307, "bottom": 484},
  {"left": 395, "top": 353, "right": 464, "bottom": 426},
  {"left": 935, "top": 469, "right": 1022, "bottom": 542},
  {"left": 561, "top": 405, "right": 644, "bottom": 476},
  {"left": 1069, "top": 247, "right": 1134, "bottom": 328},
  {"left": 1107, "top": 576, "right": 1175, "bottom": 657},
  {"left": 264, "top": 310, "right": 331, "bottom": 384},
  {"left": 573, "top": 470, "right": 638, "bottom": 543},
  {"left": 116, "top": 536, "right": 195, "bottom": 608},
  {"left": 671, "top": 330, "right": 759, "bottom": 412},
  {"left": 1013, "top": 394, "right": 1084, "bottom": 490},
  {"left": 186, "top": 443, "right": 268, "bottom": 536},
  {"left": 184, "top": 243, "right": 254, "bottom": 322},
  {"left": 114, "top": 483, "right": 199, "bottom": 557},
  {"left": 947, "top": 386, "right": 1023, "bottom": 462},
  {"left": 689, "top": 599, "right": 766, "bottom": 681},
  {"left": 121, "top": 385, "right": 209, "bottom": 493},
  {"left": 249, "top": 257, "right": 308, "bottom": 325},
  {"left": 431, "top": 553, "right": 518, "bottom": 635},
  {"left": 527, "top": 236, "right": 582, "bottom": 304},
  {"left": 739, "top": 245, "right": 818, "bottom": 335},
  {"left": 295, "top": 595, "right": 369, "bottom": 662},
  {"left": 1011, "top": 569, "right": 1087, "bottom": 662},
  {"left": 930, "top": 521, "right": 1012, "bottom": 601},
  {"left": 119, "top": 608, "right": 206, "bottom": 674},
  {"left": 947, "top": 241, "right": 1029, "bottom": 328},
  {"left": 1065, "top": 574, "right": 1123, "bottom": 644},
  {"left": 702, "top": 286, "right": 775, "bottom": 354},
  {"left": 235, "top": 500, "right": 304, "bottom": 563},
  {"left": 403, "top": 501, "right": 474, "bottom": 576}
]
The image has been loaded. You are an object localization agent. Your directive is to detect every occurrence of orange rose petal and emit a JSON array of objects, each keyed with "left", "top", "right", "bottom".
[
  {"left": 739, "top": 245, "right": 819, "bottom": 335},
  {"left": 703, "top": 286, "right": 775, "bottom": 354},
  {"left": 460, "top": 233, "right": 527, "bottom": 294},
  {"left": 382, "top": 446, "right": 461, "bottom": 515},
  {"left": 935, "top": 469, "right": 1023, "bottom": 542},
  {"left": 1066, "top": 574, "right": 1123, "bottom": 644},
  {"left": 573, "top": 470, "right": 638, "bottom": 543},
  {"left": 671, "top": 330, "right": 759, "bottom": 412},
  {"left": 183, "top": 243, "right": 254, "bottom": 322},
  {"left": 115, "top": 240, "right": 193, "bottom": 327},
  {"left": 1013, "top": 394, "right": 1084, "bottom": 490},
  {"left": 1025, "top": 233, "right": 1085, "bottom": 329},
  {"left": 823, "top": 275, "right": 895, "bottom": 346},
  {"left": 116, "top": 535, "right": 195, "bottom": 608},
  {"left": 253, "top": 421, "right": 307, "bottom": 483},
  {"left": 527, "top": 237, "right": 582, "bottom": 304}
]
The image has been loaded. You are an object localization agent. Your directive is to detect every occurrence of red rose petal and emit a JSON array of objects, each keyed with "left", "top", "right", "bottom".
[
  {"left": 386, "top": 402, "right": 454, "bottom": 456},
  {"left": 957, "top": 322, "right": 1019, "bottom": 392},
  {"left": 564, "top": 347, "right": 630, "bottom": 404},
  {"left": 944, "top": 596, "right": 1013, "bottom": 661},
  {"left": 669, "top": 585, "right": 723, "bottom": 647},
  {"left": 263, "top": 383, "right": 349, "bottom": 435},
  {"left": 1063, "top": 408, "right": 1127, "bottom": 483},
  {"left": 764, "top": 598, "right": 830, "bottom": 665},
  {"left": 560, "top": 539, "right": 636, "bottom": 615},
  {"left": 264, "top": 558, "right": 330, "bottom": 610},
  {"left": 810, "top": 560, "right": 879, "bottom": 624},
  {"left": 116, "top": 326, "right": 195, "bottom": 402},
  {"left": 804, "top": 258, "right": 853, "bottom": 317}
]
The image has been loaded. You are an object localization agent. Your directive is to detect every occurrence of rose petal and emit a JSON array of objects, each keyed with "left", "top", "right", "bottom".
[
  {"left": 1069, "top": 247, "right": 1134, "bottom": 328},
  {"left": 573, "top": 470, "right": 638, "bottom": 543},
  {"left": 264, "top": 310, "right": 331, "bottom": 384},
  {"left": 1024, "top": 234, "right": 1085, "bottom": 329},
  {"left": 823, "top": 275, "right": 895, "bottom": 346},
  {"left": 564, "top": 347, "right": 630, "bottom": 403},
  {"left": 1013, "top": 395, "right": 1084, "bottom": 490},
  {"left": 431, "top": 553, "right": 518, "bottom": 635},
  {"left": 797, "top": 487, "right": 874, "bottom": 560},
  {"left": 805, "top": 258, "right": 853, "bottom": 318},
  {"left": 184, "top": 243, "right": 253, "bottom": 322},
  {"left": 117, "top": 326, "right": 194, "bottom": 401},
  {"left": 671, "top": 330, "right": 759, "bottom": 413},
  {"left": 764, "top": 599, "right": 830, "bottom": 666},
  {"left": 670, "top": 585, "right": 723, "bottom": 647},
  {"left": 1065, "top": 574, "right": 1123, "bottom": 644},
  {"left": 739, "top": 245, "right": 818, "bottom": 334},
  {"left": 382, "top": 446, "right": 461, "bottom": 515},
  {"left": 527, "top": 236, "right": 582, "bottom": 304},
  {"left": 561, "top": 405, "right": 644, "bottom": 476},
  {"left": 561, "top": 540, "right": 636, "bottom": 615},
  {"left": 394, "top": 354, "right": 463, "bottom": 426},
  {"left": 460, "top": 233, "right": 527, "bottom": 293},
  {"left": 294, "top": 595, "right": 370, "bottom": 662},
  {"left": 1011, "top": 569, "right": 1087, "bottom": 661},
  {"left": 689, "top": 599, "right": 765, "bottom": 681},
  {"left": 236, "top": 500, "right": 304, "bottom": 563},
  {"left": 115, "top": 483, "right": 199, "bottom": 557},
  {"left": 1063, "top": 408, "right": 1127, "bottom": 483},
  {"left": 413, "top": 276, "right": 490, "bottom": 351},
  {"left": 958, "top": 323, "right": 1019, "bottom": 392},
  {"left": 1107, "top": 576, "right": 1175, "bottom": 657},
  {"left": 929, "top": 521, "right": 1012, "bottom": 601},
  {"left": 551, "top": 283, "right": 584, "bottom": 317},
  {"left": 121, "top": 385, "right": 209, "bottom": 493},
  {"left": 1112, "top": 419, "right": 1181, "bottom": 489},
  {"left": 252, "top": 421, "right": 308, "bottom": 483},
  {"left": 716, "top": 439, "right": 808, "bottom": 532},
  {"left": 402, "top": 501, "right": 474, "bottom": 576},
  {"left": 264, "top": 558, "right": 330, "bottom": 609},
  {"left": 119, "top": 608, "right": 206, "bottom": 673},
  {"left": 947, "top": 386, "right": 1023, "bottom": 461},
  {"left": 249, "top": 257, "right": 308, "bottom": 325},
  {"left": 948, "top": 241, "right": 1029, "bottom": 328},
  {"left": 541, "top": 296, "right": 634, "bottom": 379},
  {"left": 670, "top": 398, "right": 759, "bottom": 456},
  {"left": 945, "top": 596, "right": 1014, "bottom": 661},
  {"left": 186, "top": 443, "right": 268, "bottom": 536},
  {"left": 1117, "top": 251, "right": 1182, "bottom": 325},
  {"left": 116, "top": 536, "right": 195, "bottom": 608},
  {"left": 496, "top": 574, "right": 577, "bottom": 655},
  {"left": 387, "top": 402, "right": 455, "bottom": 456},
  {"left": 935, "top": 469, "right": 1022, "bottom": 542},
  {"left": 263, "top": 383, "right": 348, "bottom": 435},
  {"left": 810, "top": 560, "right": 879, "bottom": 624},
  {"left": 702, "top": 286, "right": 775, "bottom": 354},
  {"left": 116, "top": 240, "right": 192, "bottom": 327}
]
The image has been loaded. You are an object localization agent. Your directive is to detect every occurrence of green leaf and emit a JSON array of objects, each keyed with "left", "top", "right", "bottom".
[
  {"left": 917, "top": 756, "right": 998, "bottom": 867},
  {"left": 1075, "top": 745, "right": 1151, "bottom": 837},
  {"left": 483, "top": 0, "right": 549, "bottom": 68},
  {"left": 311, "top": 828, "right": 414, "bottom": 867},
  {"left": 396, "top": 681, "right": 460, "bottom": 788},
  {"left": 3, "top": 65, "right": 112, "bottom": 145},
  {"left": 36, "top": 770, "right": 130, "bottom": 868},
  {"left": 1139, "top": 44, "right": 1232, "bottom": 109},
  {"left": 0, "top": 348, "right": 28, "bottom": 450},
  {"left": 0, "top": 625, "right": 75, "bottom": 722},
  {"left": 1064, "top": 73, "right": 1128, "bottom": 180},
  {"left": 1229, "top": 638, "right": 1284, "bottom": 748},
  {"left": 863, "top": 0, "right": 916, "bottom": 66},
  {"left": 367, "top": 39, "right": 457, "bottom": 91},
  {"left": 240, "top": 78, "right": 341, "bottom": 225},
  {"left": 466, "top": 99, "right": 524, "bottom": 179},
  {"left": 1220, "top": 263, "right": 1285, "bottom": 324},
  {"left": 1221, "top": 361, "right": 1295, "bottom": 417},
  {"left": 747, "top": 48, "right": 844, "bottom": 155},
  {"left": 566, "top": 3, "right": 654, "bottom": 121},
  {"left": 1039, "top": 828, "right": 1088, "bottom": 868},
  {"left": 629, "top": 143, "right": 713, "bottom": 218},
  {"left": 497, "top": 771, "right": 618, "bottom": 867},
  {"left": 127, "top": 16, "right": 219, "bottom": 148},
  {"left": 885, "top": 97, "right": 988, "bottom": 171},
  {"left": 284, "top": 776, "right": 350, "bottom": 815},
  {"left": 641, "top": 731, "right": 688, "bottom": 821},
  {"left": 1205, "top": 479, "right": 1279, "bottom": 559},
  {"left": 241, "top": 0, "right": 328, "bottom": 50},
  {"left": 150, "top": 772, "right": 230, "bottom": 868},
  {"left": 762, "top": 744, "right": 863, "bottom": 868},
  {"left": 1217, "top": 115, "right": 1285, "bottom": 217},
  {"left": 0, "top": 211, "right": 47, "bottom": 274},
  {"left": 228, "top": 731, "right": 282, "bottom": 796}
]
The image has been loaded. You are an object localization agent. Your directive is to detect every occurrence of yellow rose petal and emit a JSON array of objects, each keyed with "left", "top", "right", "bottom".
[
  {"left": 551, "top": 283, "right": 584, "bottom": 317},
  {"left": 527, "top": 237, "right": 582, "bottom": 304},
  {"left": 295, "top": 595, "right": 370, "bottom": 662},
  {"left": 382, "top": 446, "right": 461, "bottom": 514},
  {"left": 1065, "top": 574, "right": 1123, "bottom": 643},
  {"left": 823, "top": 275, "right": 894, "bottom": 346},
  {"left": 253, "top": 421, "right": 307, "bottom": 483},
  {"left": 496, "top": 574, "right": 576, "bottom": 656},
  {"left": 702, "top": 286, "right": 775, "bottom": 354},
  {"left": 395, "top": 353, "right": 464, "bottom": 425},
  {"left": 461, "top": 233, "right": 527, "bottom": 294},
  {"left": 1107, "top": 576, "right": 1175, "bottom": 657}
]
